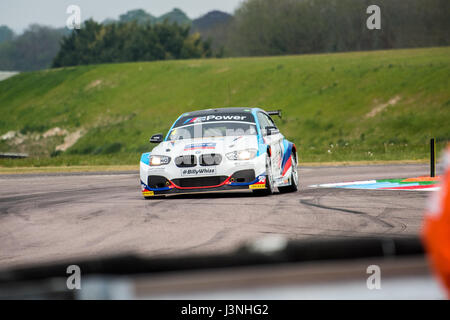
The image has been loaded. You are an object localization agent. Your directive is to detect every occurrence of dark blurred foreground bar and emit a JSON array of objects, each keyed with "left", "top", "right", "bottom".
[
  {"left": 0, "top": 236, "right": 424, "bottom": 283},
  {"left": 0, "top": 236, "right": 441, "bottom": 299}
]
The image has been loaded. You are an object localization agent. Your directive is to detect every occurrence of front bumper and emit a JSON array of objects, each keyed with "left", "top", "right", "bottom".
[
  {"left": 140, "top": 153, "right": 267, "bottom": 197},
  {"left": 141, "top": 175, "right": 266, "bottom": 197}
]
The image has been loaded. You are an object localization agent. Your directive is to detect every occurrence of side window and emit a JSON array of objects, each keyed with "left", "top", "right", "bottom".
[
  {"left": 265, "top": 114, "right": 277, "bottom": 129},
  {"left": 257, "top": 113, "right": 270, "bottom": 135}
]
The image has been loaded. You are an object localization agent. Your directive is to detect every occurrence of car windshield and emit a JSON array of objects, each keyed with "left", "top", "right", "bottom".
[{"left": 168, "top": 122, "right": 257, "bottom": 140}]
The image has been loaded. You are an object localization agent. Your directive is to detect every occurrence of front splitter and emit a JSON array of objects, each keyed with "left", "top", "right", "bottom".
[{"left": 142, "top": 183, "right": 265, "bottom": 197}]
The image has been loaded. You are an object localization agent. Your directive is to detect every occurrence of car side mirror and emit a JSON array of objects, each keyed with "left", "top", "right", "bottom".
[
  {"left": 150, "top": 134, "right": 163, "bottom": 144},
  {"left": 266, "top": 126, "right": 278, "bottom": 136}
]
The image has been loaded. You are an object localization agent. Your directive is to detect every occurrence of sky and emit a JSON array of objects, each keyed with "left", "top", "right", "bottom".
[{"left": 0, "top": 0, "right": 244, "bottom": 33}]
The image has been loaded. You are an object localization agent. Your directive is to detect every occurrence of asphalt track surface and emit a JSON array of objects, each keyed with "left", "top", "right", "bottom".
[{"left": 0, "top": 164, "right": 431, "bottom": 268}]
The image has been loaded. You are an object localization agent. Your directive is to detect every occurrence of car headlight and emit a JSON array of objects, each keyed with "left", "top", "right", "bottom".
[
  {"left": 149, "top": 155, "right": 171, "bottom": 166},
  {"left": 226, "top": 149, "right": 257, "bottom": 161}
]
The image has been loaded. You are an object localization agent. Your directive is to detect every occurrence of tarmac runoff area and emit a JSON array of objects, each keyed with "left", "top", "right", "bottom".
[{"left": 0, "top": 163, "right": 438, "bottom": 268}]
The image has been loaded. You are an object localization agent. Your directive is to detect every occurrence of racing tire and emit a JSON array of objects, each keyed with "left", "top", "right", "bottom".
[
  {"left": 253, "top": 158, "right": 275, "bottom": 196},
  {"left": 278, "top": 154, "right": 299, "bottom": 193}
]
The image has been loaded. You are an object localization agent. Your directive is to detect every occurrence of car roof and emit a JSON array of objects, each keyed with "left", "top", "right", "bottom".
[{"left": 182, "top": 107, "right": 265, "bottom": 117}]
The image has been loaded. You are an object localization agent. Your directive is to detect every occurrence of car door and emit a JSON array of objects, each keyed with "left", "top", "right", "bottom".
[{"left": 257, "top": 112, "right": 283, "bottom": 179}]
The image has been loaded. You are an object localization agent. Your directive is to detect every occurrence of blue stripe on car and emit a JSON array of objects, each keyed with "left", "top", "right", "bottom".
[
  {"left": 140, "top": 152, "right": 151, "bottom": 165},
  {"left": 281, "top": 141, "right": 293, "bottom": 172},
  {"left": 164, "top": 114, "right": 184, "bottom": 141},
  {"left": 252, "top": 108, "right": 267, "bottom": 156},
  {"left": 141, "top": 180, "right": 171, "bottom": 192}
]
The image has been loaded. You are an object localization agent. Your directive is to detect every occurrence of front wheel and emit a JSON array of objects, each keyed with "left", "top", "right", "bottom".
[
  {"left": 253, "top": 158, "right": 275, "bottom": 196},
  {"left": 278, "top": 154, "right": 299, "bottom": 193}
]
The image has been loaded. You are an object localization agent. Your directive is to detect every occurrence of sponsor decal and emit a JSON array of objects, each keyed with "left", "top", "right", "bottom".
[
  {"left": 181, "top": 168, "right": 216, "bottom": 176},
  {"left": 143, "top": 191, "right": 155, "bottom": 196},
  {"left": 249, "top": 176, "right": 266, "bottom": 189},
  {"left": 249, "top": 184, "right": 266, "bottom": 189},
  {"left": 184, "top": 142, "right": 216, "bottom": 151},
  {"left": 175, "top": 113, "right": 254, "bottom": 128},
  {"left": 183, "top": 117, "right": 199, "bottom": 124},
  {"left": 183, "top": 115, "right": 248, "bottom": 124}
]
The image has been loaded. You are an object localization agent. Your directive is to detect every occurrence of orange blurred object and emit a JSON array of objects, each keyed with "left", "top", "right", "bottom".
[{"left": 422, "top": 145, "right": 450, "bottom": 298}]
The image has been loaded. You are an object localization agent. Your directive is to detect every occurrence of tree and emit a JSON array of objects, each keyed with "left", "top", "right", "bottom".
[
  {"left": 52, "top": 19, "right": 212, "bottom": 68},
  {"left": 0, "top": 24, "right": 65, "bottom": 71},
  {"left": 156, "top": 8, "right": 192, "bottom": 26},
  {"left": 226, "top": 0, "right": 450, "bottom": 57},
  {"left": 0, "top": 25, "right": 14, "bottom": 44},
  {"left": 119, "top": 9, "right": 155, "bottom": 25},
  {"left": 192, "top": 11, "right": 233, "bottom": 55}
]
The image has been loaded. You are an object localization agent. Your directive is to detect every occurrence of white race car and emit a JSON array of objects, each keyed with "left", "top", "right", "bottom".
[{"left": 140, "top": 108, "right": 298, "bottom": 198}]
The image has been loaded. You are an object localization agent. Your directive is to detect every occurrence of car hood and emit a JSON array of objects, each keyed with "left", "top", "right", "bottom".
[{"left": 151, "top": 135, "right": 259, "bottom": 157}]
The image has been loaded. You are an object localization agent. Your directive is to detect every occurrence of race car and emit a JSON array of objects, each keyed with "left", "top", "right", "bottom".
[{"left": 140, "top": 107, "right": 298, "bottom": 198}]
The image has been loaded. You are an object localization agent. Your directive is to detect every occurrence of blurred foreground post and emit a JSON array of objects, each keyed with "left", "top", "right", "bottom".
[{"left": 431, "top": 139, "right": 436, "bottom": 177}]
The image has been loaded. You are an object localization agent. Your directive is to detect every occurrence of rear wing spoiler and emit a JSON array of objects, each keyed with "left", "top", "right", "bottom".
[{"left": 267, "top": 110, "right": 282, "bottom": 118}]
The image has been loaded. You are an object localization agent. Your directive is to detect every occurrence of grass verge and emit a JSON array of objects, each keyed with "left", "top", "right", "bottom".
[{"left": 0, "top": 47, "right": 448, "bottom": 165}]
